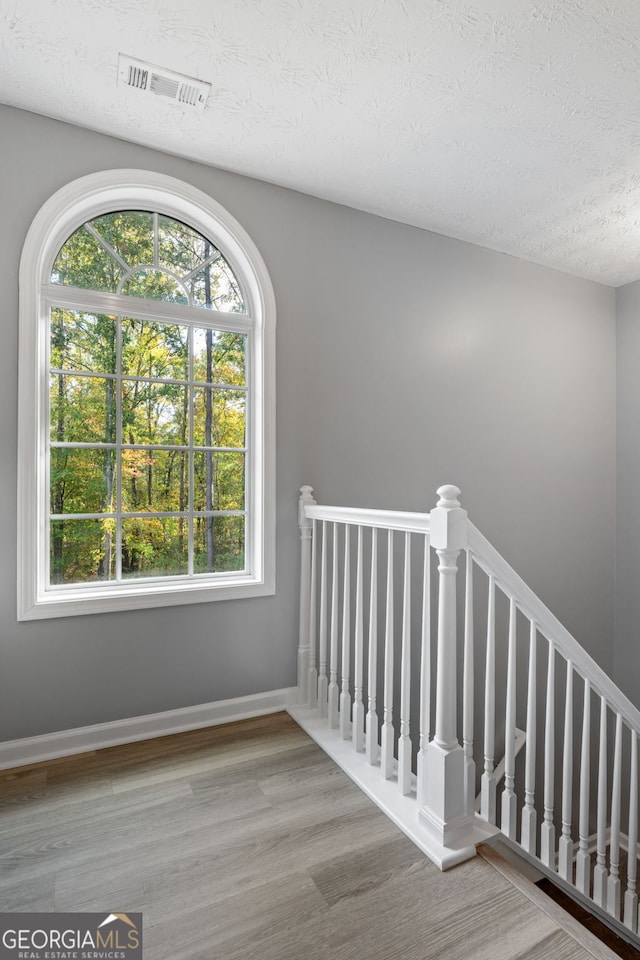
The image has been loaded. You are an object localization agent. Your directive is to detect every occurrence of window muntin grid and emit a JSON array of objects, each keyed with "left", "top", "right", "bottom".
[
  {"left": 48, "top": 303, "right": 248, "bottom": 586},
  {"left": 51, "top": 211, "right": 246, "bottom": 314}
]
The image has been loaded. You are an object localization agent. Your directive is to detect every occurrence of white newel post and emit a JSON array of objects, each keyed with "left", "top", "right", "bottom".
[
  {"left": 419, "top": 485, "right": 472, "bottom": 848},
  {"left": 298, "top": 485, "right": 316, "bottom": 704}
]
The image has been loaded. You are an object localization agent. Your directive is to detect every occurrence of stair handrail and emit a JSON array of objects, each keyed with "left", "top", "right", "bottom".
[
  {"left": 468, "top": 522, "right": 640, "bottom": 733},
  {"left": 305, "top": 503, "right": 431, "bottom": 535}
]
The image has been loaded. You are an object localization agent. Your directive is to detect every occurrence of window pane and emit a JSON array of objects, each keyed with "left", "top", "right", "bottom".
[
  {"left": 193, "top": 330, "right": 246, "bottom": 386},
  {"left": 120, "top": 269, "right": 188, "bottom": 304},
  {"left": 194, "top": 452, "right": 244, "bottom": 512},
  {"left": 158, "top": 216, "right": 208, "bottom": 275},
  {"left": 50, "top": 519, "right": 116, "bottom": 584},
  {"left": 122, "top": 317, "right": 188, "bottom": 380},
  {"left": 50, "top": 447, "right": 115, "bottom": 515},
  {"left": 193, "top": 388, "right": 246, "bottom": 448},
  {"left": 121, "top": 517, "right": 188, "bottom": 578},
  {"left": 122, "top": 380, "right": 187, "bottom": 445},
  {"left": 194, "top": 515, "right": 245, "bottom": 573},
  {"left": 51, "top": 227, "right": 123, "bottom": 293},
  {"left": 91, "top": 211, "right": 154, "bottom": 268},
  {"left": 50, "top": 308, "right": 116, "bottom": 374},
  {"left": 122, "top": 449, "right": 188, "bottom": 513},
  {"left": 190, "top": 259, "right": 245, "bottom": 312},
  {"left": 50, "top": 375, "right": 117, "bottom": 444}
]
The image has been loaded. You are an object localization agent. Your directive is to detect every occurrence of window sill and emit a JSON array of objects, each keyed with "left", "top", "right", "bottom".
[{"left": 18, "top": 573, "right": 275, "bottom": 620}]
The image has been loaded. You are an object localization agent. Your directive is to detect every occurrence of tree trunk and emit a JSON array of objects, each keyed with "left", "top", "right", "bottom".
[
  {"left": 51, "top": 311, "right": 66, "bottom": 583},
  {"left": 98, "top": 376, "right": 115, "bottom": 579},
  {"left": 204, "top": 242, "right": 215, "bottom": 570}
]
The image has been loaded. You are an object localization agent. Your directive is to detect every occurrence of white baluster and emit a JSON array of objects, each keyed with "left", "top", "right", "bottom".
[
  {"left": 381, "top": 529, "right": 394, "bottom": 779},
  {"left": 593, "top": 696, "right": 608, "bottom": 907},
  {"left": 558, "top": 661, "right": 574, "bottom": 881},
  {"left": 625, "top": 730, "right": 638, "bottom": 932},
  {"left": 481, "top": 574, "right": 497, "bottom": 824},
  {"left": 307, "top": 518, "right": 318, "bottom": 708},
  {"left": 575, "top": 677, "right": 591, "bottom": 895},
  {"left": 501, "top": 597, "right": 517, "bottom": 840},
  {"left": 607, "top": 712, "right": 623, "bottom": 919},
  {"left": 417, "top": 534, "right": 431, "bottom": 805},
  {"left": 398, "top": 532, "right": 412, "bottom": 796},
  {"left": 339, "top": 525, "right": 352, "bottom": 740},
  {"left": 327, "top": 523, "right": 340, "bottom": 729},
  {"left": 463, "top": 551, "right": 475, "bottom": 815},
  {"left": 366, "top": 528, "right": 379, "bottom": 765},
  {"left": 420, "top": 486, "right": 470, "bottom": 848},
  {"left": 352, "top": 526, "right": 365, "bottom": 752},
  {"left": 297, "top": 485, "right": 316, "bottom": 704},
  {"left": 317, "top": 520, "right": 328, "bottom": 718},
  {"left": 521, "top": 620, "right": 537, "bottom": 854},
  {"left": 541, "top": 640, "right": 555, "bottom": 868}
]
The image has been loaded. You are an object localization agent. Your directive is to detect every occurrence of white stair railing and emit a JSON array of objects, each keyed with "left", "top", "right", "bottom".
[
  {"left": 467, "top": 519, "right": 640, "bottom": 935},
  {"left": 294, "top": 484, "right": 640, "bottom": 940},
  {"left": 293, "top": 484, "right": 485, "bottom": 870}
]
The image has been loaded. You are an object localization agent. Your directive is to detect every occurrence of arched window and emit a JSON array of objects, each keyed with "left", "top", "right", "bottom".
[{"left": 18, "top": 170, "right": 275, "bottom": 619}]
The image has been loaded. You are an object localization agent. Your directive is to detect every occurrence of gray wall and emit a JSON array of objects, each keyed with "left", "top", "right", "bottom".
[
  {"left": 0, "top": 104, "right": 617, "bottom": 740},
  {"left": 616, "top": 280, "right": 640, "bottom": 703}
]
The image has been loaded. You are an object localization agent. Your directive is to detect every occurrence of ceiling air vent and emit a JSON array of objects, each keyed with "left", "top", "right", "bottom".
[{"left": 118, "top": 54, "right": 210, "bottom": 111}]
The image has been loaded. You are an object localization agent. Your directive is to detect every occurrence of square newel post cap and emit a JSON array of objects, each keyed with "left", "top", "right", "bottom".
[{"left": 430, "top": 485, "right": 468, "bottom": 552}]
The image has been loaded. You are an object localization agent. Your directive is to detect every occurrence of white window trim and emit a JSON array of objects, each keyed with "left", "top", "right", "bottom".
[{"left": 18, "top": 169, "right": 276, "bottom": 620}]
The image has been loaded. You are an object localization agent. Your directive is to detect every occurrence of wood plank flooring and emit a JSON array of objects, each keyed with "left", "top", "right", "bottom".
[{"left": 0, "top": 712, "right": 615, "bottom": 960}]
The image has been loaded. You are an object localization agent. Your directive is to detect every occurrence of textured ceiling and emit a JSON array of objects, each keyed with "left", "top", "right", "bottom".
[{"left": 2, "top": 0, "right": 640, "bottom": 285}]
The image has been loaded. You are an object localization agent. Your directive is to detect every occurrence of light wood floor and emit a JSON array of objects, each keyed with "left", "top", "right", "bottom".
[{"left": 0, "top": 712, "right": 613, "bottom": 960}]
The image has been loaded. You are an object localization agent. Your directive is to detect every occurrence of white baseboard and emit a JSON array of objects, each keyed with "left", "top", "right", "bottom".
[{"left": 0, "top": 687, "right": 298, "bottom": 770}]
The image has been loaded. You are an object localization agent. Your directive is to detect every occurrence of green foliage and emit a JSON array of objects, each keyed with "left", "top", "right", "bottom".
[
  {"left": 48, "top": 211, "right": 249, "bottom": 586},
  {"left": 121, "top": 270, "right": 189, "bottom": 304},
  {"left": 51, "top": 308, "right": 116, "bottom": 374},
  {"left": 51, "top": 230, "right": 122, "bottom": 292},
  {"left": 92, "top": 211, "right": 155, "bottom": 267}
]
